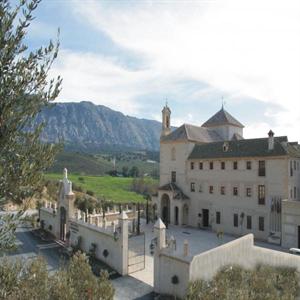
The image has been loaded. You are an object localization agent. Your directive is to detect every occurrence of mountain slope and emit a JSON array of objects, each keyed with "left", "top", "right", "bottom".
[{"left": 35, "top": 101, "right": 163, "bottom": 152}]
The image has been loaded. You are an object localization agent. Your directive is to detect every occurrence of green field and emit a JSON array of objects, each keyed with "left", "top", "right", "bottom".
[{"left": 45, "top": 174, "right": 158, "bottom": 203}]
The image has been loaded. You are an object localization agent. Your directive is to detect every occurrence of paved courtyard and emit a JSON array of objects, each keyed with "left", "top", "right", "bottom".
[{"left": 129, "top": 219, "right": 287, "bottom": 289}]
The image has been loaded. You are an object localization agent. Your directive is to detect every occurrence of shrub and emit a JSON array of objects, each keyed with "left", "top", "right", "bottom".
[
  {"left": 86, "top": 190, "right": 95, "bottom": 196},
  {"left": 186, "top": 264, "right": 300, "bottom": 300}
]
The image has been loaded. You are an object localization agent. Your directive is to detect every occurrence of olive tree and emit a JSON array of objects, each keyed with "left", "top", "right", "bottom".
[{"left": 0, "top": 0, "right": 62, "bottom": 251}]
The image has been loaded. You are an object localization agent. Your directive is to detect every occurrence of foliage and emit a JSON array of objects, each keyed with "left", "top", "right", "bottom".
[
  {"left": 46, "top": 174, "right": 158, "bottom": 203},
  {"left": 0, "top": 0, "right": 62, "bottom": 206},
  {"left": 131, "top": 176, "right": 158, "bottom": 198},
  {"left": 75, "top": 194, "right": 100, "bottom": 214},
  {"left": 185, "top": 264, "right": 300, "bottom": 300},
  {"left": 129, "top": 166, "right": 139, "bottom": 177},
  {"left": 0, "top": 211, "right": 22, "bottom": 254},
  {"left": 0, "top": 252, "right": 114, "bottom": 300}
]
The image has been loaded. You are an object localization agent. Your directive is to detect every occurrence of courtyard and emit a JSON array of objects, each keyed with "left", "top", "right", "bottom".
[{"left": 5, "top": 218, "right": 289, "bottom": 300}]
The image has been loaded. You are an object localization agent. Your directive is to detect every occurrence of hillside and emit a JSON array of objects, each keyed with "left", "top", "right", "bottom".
[
  {"left": 48, "top": 151, "right": 159, "bottom": 177},
  {"left": 34, "top": 101, "right": 163, "bottom": 152}
]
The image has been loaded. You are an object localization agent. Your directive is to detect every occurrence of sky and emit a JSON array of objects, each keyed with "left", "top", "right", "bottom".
[{"left": 22, "top": 0, "right": 300, "bottom": 141}]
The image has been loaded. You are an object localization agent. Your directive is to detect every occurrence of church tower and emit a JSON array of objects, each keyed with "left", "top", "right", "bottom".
[{"left": 161, "top": 103, "right": 171, "bottom": 137}]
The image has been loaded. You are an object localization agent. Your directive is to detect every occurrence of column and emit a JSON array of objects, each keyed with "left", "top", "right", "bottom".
[
  {"left": 119, "top": 211, "right": 129, "bottom": 275},
  {"left": 154, "top": 218, "right": 166, "bottom": 294}
]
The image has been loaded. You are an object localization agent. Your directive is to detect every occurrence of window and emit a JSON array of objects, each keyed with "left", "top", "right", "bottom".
[
  {"left": 190, "top": 162, "right": 194, "bottom": 170},
  {"left": 191, "top": 182, "right": 195, "bottom": 192},
  {"left": 233, "top": 161, "right": 238, "bottom": 170},
  {"left": 259, "top": 216, "right": 264, "bottom": 231},
  {"left": 223, "top": 142, "right": 229, "bottom": 152},
  {"left": 290, "top": 161, "right": 293, "bottom": 177},
  {"left": 258, "top": 185, "right": 265, "bottom": 205},
  {"left": 246, "top": 187, "right": 252, "bottom": 197},
  {"left": 199, "top": 162, "right": 203, "bottom": 170},
  {"left": 210, "top": 161, "right": 214, "bottom": 170},
  {"left": 220, "top": 186, "right": 225, "bottom": 195},
  {"left": 209, "top": 185, "right": 214, "bottom": 194},
  {"left": 216, "top": 211, "right": 221, "bottom": 224},
  {"left": 234, "top": 214, "right": 238, "bottom": 227},
  {"left": 171, "top": 147, "right": 176, "bottom": 161},
  {"left": 221, "top": 161, "right": 225, "bottom": 170},
  {"left": 294, "top": 187, "right": 297, "bottom": 199},
  {"left": 258, "top": 160, "right": 266, "bottom": 176},
  {"left": 294, "top": 161, "right": 297, "bottom": 170},
  {"left": 171, "top": 171, "right": 176, "bottom": 183},
  {"left": 199, "top": 184, "right": 203, "bottom": 193},
  {"left": 246, "top": 161, "right": 252, "bottom": 170},
  {"left": 297, "top": 161, "right": 299, "bottom": 171},
  {"left": 246, "top": 215, "right": 252, "bottom": 229},
  {"left": 233, "top": 187, "right": 238, "bottom": 196}
]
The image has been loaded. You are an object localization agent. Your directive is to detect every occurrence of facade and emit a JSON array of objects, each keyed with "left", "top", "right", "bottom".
[{"left": 152, "top": 104, "right": 300, "bottom": 244}]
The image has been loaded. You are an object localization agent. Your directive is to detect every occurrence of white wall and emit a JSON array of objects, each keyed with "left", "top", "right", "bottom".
[
  {"left": 282, "top": 199, "right": 300, "bottom": 249},
  {"left": 40, "top": 208, "right": 59, "bottom": 237},
  {"left": 155, "top": 234, "right": 300, "bottom": 299},
  {"left": 69, "top": 218, "right": 127, "bottom": 275}
]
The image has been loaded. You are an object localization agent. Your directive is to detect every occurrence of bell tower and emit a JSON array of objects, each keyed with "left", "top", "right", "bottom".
[{"left": 161, "top": 103, "right": 171, "bottom": 137}]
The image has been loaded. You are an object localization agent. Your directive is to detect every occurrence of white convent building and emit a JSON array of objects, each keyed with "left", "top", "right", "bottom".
[{"left": 152, "top": 104, "right": 300, "bottom": 247}]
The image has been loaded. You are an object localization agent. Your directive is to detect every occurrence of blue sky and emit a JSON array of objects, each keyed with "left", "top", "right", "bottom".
[{"left": 22, "top": 0, "right": 300, "bottom": 140}]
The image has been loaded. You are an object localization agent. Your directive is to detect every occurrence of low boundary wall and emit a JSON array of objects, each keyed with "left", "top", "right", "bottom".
[{"left": 155, "top": 234, "right": 300, "bottom": 299}]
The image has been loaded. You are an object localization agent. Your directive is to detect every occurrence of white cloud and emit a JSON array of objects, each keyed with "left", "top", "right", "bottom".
[{"left": 62, "top": 0, "right": 300, "bottom": 140}]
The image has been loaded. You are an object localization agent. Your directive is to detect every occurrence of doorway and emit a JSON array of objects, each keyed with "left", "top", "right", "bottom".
[
  {"left": 161, "top": 194, "right": 170, "bottom": 227},
  {"left": 60, "top": 206, "right": 66, "bottom": 241},
  {"left": 182, "top": 204, "right": 189, "bottom": 225},
  {"left": 174, "top": 206, "right": 179, "bottom": 225},
  {"left": 202, "top": 209, "right": 209, "bottom": 227}
]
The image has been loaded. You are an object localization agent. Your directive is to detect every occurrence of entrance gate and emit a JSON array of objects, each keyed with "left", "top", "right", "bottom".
[
  {"left": 128, "top": 232, "right": 145, "bottom": 274},
  {"left": 60, "top": 206, "right": 66, "bottom": 241}
]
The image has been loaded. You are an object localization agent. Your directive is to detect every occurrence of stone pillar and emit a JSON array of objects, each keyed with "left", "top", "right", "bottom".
[
  {"left": 82, "top": 212, "right": 86, "bottom": 222},
  {"left": 119, "top": 211, "right": 129, "bottom": 276},
  {"left": 88, "top": 215, "right": 92, "bottom": 224},
  {"left": 154, "top": 218, "right": 166, "bottom": 294},
  {"left": 95, "top": 217, "right": 99, "bottom": 227},
  {"left": 77, "top": 209, "right": 81, "bottom": 220},
  {"left": 183, "top": 239, "right": 189, "bottom": 256}
]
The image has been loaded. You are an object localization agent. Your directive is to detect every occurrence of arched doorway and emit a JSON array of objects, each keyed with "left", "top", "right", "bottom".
[
  {"left": 60, "top": 206, "right": 67, "bottom": 241},
  {"left": 161, "top": 194, "right": 170, "bottom": 227},
  {"left": 182, "top": 204, "right": 189, "bottom": 226},
  {"left": 174, "top": 206, "right": 179, "bottom": 225}
]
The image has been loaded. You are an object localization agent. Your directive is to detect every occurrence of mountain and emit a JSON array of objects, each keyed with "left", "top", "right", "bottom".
[{"left": 34, "top": 101, "right": 163, "bottom": 152}]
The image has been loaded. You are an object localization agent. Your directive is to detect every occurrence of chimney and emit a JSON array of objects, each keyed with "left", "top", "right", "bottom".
[{"left": 268, "top": 130, "right": 274, "bottom": 150}]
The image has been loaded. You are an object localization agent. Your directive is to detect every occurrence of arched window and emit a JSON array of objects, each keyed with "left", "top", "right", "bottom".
[
  {"left": 166, "top": 116, "right": 170, "bottom": 128},
  {"left": 171, "top": 147, "right": 176, "bottom": 161}
]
